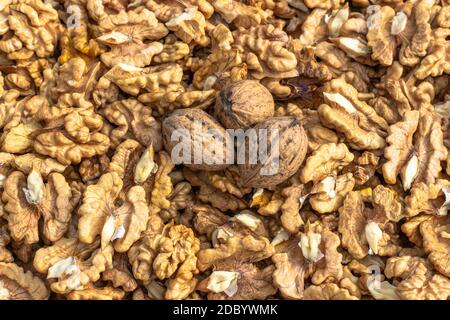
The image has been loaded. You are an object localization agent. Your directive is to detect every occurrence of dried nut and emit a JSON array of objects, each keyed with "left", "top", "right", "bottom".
[
  {"left": 162, "top": 109, "right": 230, "bottom": 171},
  {"left": 0, "top": 0, "right": 448, "bottom": 302},
  {"left": 0, "top": 262, "right": 49, "bottom": 300},
  {"left": 214, "top": 80, "right": 275, "bottom": 129},
  {"left": 300, "top": 143, "right": 354, "bottom": 183},
  {"left": 237, "top": 116, "right": 308, "bottom": 188}
]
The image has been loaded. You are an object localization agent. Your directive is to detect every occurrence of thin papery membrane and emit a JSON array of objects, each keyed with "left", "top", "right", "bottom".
[
  {"left": 438, "top": 187, "right": 450, "bottom": 216},
  {"left": 271, "top": 229, "right": 290, "bottom": 246},
  {"left": 0, "top": 280, "right": 9, "bottom": 300},
  {"left": 231, "top": 211, "right": 262, "bottom": 231},
  {"left": 299, "top": 232, "right": 324, "bottom": 262},
  {"left": 166, "top": 6, "right": 198, "bottom": 27},
  {"left": 365, "top": 222, "right": 382, "bottom": 255},
  {"left": 400, "top": 154, "right": 418, "bottom": 191},
  {"left": 23, "top": 170, "right": 44, "bottom": 204},
  {"left": 134, "top": 145, "right": 158, "bottom": 184},
  {"left": 339, "top": 38, "right": 371, "bottom": 55},
  {"left": 320, "top": 176, "right": 337, "bottom": 199},
  {"left": 323, "top": 92, "right": 357, "bottom": 114},
  {"left": 97, "top": 32, "right": 132, "bottom": 45},
  {"left": 206, "top": 271, "right": 239, "bottom": 297},
  {"left": 47, "top": 256, "right": 76, "bottom": 279},
  {"left": 212, "top": 227, "right": 233, "bottom": 247},
  {"left": 390, "top": 11, "right": 407, "bottom": 35},
  {"left": 101, "top": 215, "right": 125, "bottom": 249},
  {"left": 368, "top": 280, "right": 400, "bottom": 300}
]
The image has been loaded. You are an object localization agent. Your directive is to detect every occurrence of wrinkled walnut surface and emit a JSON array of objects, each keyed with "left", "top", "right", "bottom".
[{"left": 0, "top": 0, "right": 448, "bottom": 301}]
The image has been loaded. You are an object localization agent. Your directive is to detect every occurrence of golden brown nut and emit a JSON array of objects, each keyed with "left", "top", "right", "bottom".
[
  {"left": 67, "top": 287, "right": 126, "bottom": 300},
  {"left": 2, "top": 170, "right": 73, "bottom": 244},
  {"left": 33, "top": 238, "right": 113, "bottom": 294},
  {"left": 237, "top": 116, "right": 308, "bottom": 188},
  {"left": 101, "top": 99, "right": 162, "bottom": 150},
  {"left": 197, "top": 235, "right": 276, "bottom": 300},
  {"left": 309, "top": 173, "right": 355, "bottom": 214},
  {"left": 102, "top": 253, "right": 137, "bottom": 292},
  {"left": 183, "top": 168, "right": 247, "bottom": 212},
  {"left": 366, "top": 5, "right": 398, "bottom": 66},
  {"left": 383, "top": 110, "right": 447, "bottom": 190},
  {"left": 78, "top": 172, "right": 149, "bottom": 252},
  {"left": 165, "top": 7, "right": 209, "bottom": 46},
  {"left": 95, "top": 8, "right": 168, "bottom": 67},
  {"left": 338, "top": 191, "right": 401, "bottom": 260},
  {"left": 300, "top": 143, "right": 354, "bottom": 183},
  {"left": 420, "top": 216, "right": 450, "bottom": 277},
  {"left": 303, "top": 283, "right": 358, "bottom": 300},
  {"left": 214, "top": 80, "right": 275, "bottom": 129},
  {"left": 385, "top": 256, "right": 450, "bottom": 300},
  {"left": 0, "top": 262, "right": 49, "bottom": 300}
]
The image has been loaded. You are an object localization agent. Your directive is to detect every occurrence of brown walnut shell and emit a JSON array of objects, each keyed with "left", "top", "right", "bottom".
[
  {"left": 214, "top": 80, "right": 275, "bottom": 129},
  {"left": 162, "top": 109, "right": 230, "bottom": 171},
  {"left": 237, "top": 116, "right": 308, "bottom": 188}
]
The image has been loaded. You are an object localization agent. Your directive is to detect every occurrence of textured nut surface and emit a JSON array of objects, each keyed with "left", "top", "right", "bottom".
[
  {"left": 237, "top": 116, "right": 308, "bottom": 188},
  {"left": 0, "top": 0, "right": 449, "bottom": 302},
  {"left": 162, "top": 109, "right": 230, "bottom": 171},
  {"left": 214, "top": 80, "right": 275, "bottom": 129}
]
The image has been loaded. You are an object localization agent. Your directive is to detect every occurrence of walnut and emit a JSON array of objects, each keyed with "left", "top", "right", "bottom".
[
  {"left": 183, "top": 168, "right": 247, "bottom": 212},
  {"left": 162, "top": 109, "right": 230, "bottom": 171},
  {"left": 78, "top": 172, "right": 149, "bottom": 252},
  {"left": 382, "top": 110, "right": 447, "bottom": 190},
  {"left": 303, "top": 283, "right": 358, "bottom": 300},
  {"left": 2, "top": 170, "right": 74, "bottom": 244},
  {"left": 300, "top": 143, "right": 354, "bottom": 183},
  {"left": 95, "top": 8, "right": 168, "bottom": 68},
  {"left": 33, "top": 238, "right": 113, "bottom": 294},
  {"left": 214, "top": 80, "right": 275, "bottom": 129},
  {"left": 102, "top": 253, "right": 137, "bottom": 292},
  {"left": 100, "top": 99, "right": 162, "bottom": 150},
  {"left": 237, "top": 116, "right": 308, "bottom": 188},
  {"left": 67, "top": 287, "right": 126, "bottom": 300},
  {"left": 165, "top": 7, "right": 209, "bottom": 47},
  {"left": 420, "top": 216, "right": 450, "bottom": 278},
  {"left": 33, "top": 107, "right": 110, "bottom": 165},
  {"left": 338, "top": 191, "right": 401, "bottom": 260},
  {"left": 385, "top": 256, "right": 450, "bottom": 300},
  {"left": 0, "top": 0, "right": 448, "bottom": 301},
  {"left": 309, "top": 173, "right": 355, "bottom": 214},
  {"left": 0, "top": 262, "right": 49, "bottom": 300},
  {"left": 366, "top": 5, "right": 398, "bottom": 66},
  {"left": 197, "top": 235, "right": 276, "bottom": 299}
]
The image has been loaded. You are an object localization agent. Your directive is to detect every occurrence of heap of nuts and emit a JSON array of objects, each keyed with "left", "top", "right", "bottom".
[{"left": 0, "top": 0, "right": 449, "bottom": 300}]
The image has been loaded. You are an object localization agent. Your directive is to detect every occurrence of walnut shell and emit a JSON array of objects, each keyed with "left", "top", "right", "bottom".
[
  {"left": 237, "top": 116, "right": 308, "bottom": 188},
  {"left": 214, "top": 80, "right": 275, "bottom": 129},
  {"left": 162, "top": 109, "right": 230, "bottom": 171}
]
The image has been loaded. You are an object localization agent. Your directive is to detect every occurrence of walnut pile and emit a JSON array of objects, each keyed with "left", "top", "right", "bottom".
[{"left": 0, "top": 0, "right": 449, "bottom": 301}]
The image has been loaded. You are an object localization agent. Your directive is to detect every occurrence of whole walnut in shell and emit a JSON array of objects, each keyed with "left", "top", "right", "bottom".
[
  {"left": 214, "top": 80, "right": 275, "bottom": 129},
  {"left": 162, "top": 109, "right": 230, "bottom": 171},
  {"left": 237, "top": 116, "right": 308, "bottom": 188}
]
